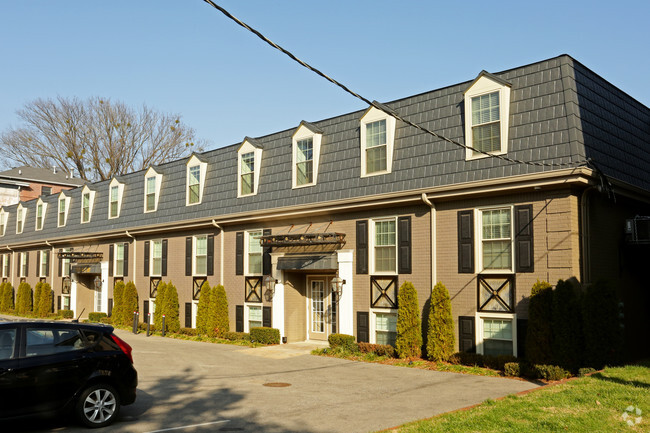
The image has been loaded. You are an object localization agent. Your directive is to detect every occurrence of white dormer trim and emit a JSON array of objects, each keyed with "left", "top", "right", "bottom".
[
  {"left": 80, "top": 185, "right": 96, "bottom": 224},
  {"left": 144, "top": 167, "right": 163, "bottom": 213},
  {"left": 0, "top": 208, "right": 7, "bottom": 237},
  {"left": 16, "top": 204, "right": 26, "bottom": 234},
  {"left": 108, "top": 178, "right": 125, "bottom": 219},
  {"left": 292, "top": 123, "right": 322, "bottom": 189},
  {"left": 57, "top": 192, "right": 71, "bottom": 227},
  {"left": 237, "top": 138, "right": 263, "bottom": 198},
  {"left": 186, "top": 154, "right": 208, "bottom": 206},
  {"left": 360, "top": 106, "right": 396, "bottom": 178},
  {"left": 463, "top": 73, "right": 511, "bottom": 160},
  {"left": 35, "top": 198, "right": 47, "bottom": 231}
]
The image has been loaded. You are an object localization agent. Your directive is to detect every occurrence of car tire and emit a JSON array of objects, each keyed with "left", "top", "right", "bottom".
[{"left": 75, "top": 383, "right": 121, "bottom": 428}]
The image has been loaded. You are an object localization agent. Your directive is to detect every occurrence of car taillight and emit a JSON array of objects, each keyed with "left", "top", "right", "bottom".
[{"left": 110, "top": 333, "right": 134, "bottom": 364}]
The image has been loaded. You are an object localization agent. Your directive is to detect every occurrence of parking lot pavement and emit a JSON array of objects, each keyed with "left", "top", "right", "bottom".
[{"left": 4, "top": 329, "right": 540, "bottom": 433}]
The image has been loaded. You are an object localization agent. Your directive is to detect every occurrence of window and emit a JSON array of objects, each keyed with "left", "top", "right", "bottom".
[
  {"left": 41, "top": 186, "right": 52, "bottom": 196},
  {"left": 186, "top": 155, "right": 207, "bottom": 206},
  {"left": 25, "top": 327, "right": 85, "bottom": 357},
  {"left": 16, "top": 205, "right": 25, "bottom": 234},
  {"left": 360, "top": 106, "right": 396, "bottom": 177},
  {"left": 479, "top": 207, "right": 513, "bottom": 272},
  {"left": 62, "top": 248, "right": 71, "bottom": 277},
  {"left": 144, "top": 167, "right": 162, "bottom": 212},
  {"left": 80, "top": 186, "right": 95, "bottom": 223},
  {"left": 237, "top": 138, "right": 263, "bottom": 198},
  {"left": 1, "top": 254, "right": 9, "bottom": 278},
  {"left": 463, "top": 72, "right": 511, "bottom": 159},
  {"left": 0, "top": 328, "right": 16, "bottom": 360},
  {"left": 194, "top": 235, "right": 207, "bottom": 275},
  {"left": 372, "top": 218, "right": 396, "bottom": 274},
  {"left": 114, "top": 244, "right": 125, "bottom": 277},
  {"left": 292, "top": 122, "right": 323, "bottom": 188},
  {"left": 57, "top": 193, "right": 69, "bottom": 227},
  {"left": 39, "top": 250, "right": 49, "bottom": 277},
  {"left": 0, "top": 210, "right": 6, "bottom": 236},
  {"left": 151, "top": 240, "right": 162, "bottom": 276},
  {"left": 108, "top": 178, "right": 125, "bottom": 219},
  {"left": 19, "top": 252, "right": 28, "bottom": 278},
  {"left": 296, "top": 139, "right": 313, "bottom": 186},
  {"left": 35, "top": 200, "right": 46, "bottom": 231},
  {"left": 246, "top": 230, "right": 262, "bottom": 275},
  {"left": 248, "top": 305, "right": 262, "bottom": 331},
  {"left": 375, "top": 312, "right": 397, "bottom": 346},
  {"left": 110, "top": 186, "right": 119, "bottom": 218},
  {"left": 476, "top": 313, "right": 517, "bottom": 357}
]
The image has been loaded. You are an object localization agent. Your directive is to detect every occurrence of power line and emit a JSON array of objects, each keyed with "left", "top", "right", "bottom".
[{"left": 201, "top": 0, "right": 589, "bottom": 169}]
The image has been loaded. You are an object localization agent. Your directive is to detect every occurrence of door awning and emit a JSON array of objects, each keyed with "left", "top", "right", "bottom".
[
  {"left": 260, "top": 232, "right": 345, "bottom": 247},
  {"left": 71, "top": 263, "right": 102, "bottom": 275},
  {"left": 276, "top": 255, "right": 337, "bottom": 271}
]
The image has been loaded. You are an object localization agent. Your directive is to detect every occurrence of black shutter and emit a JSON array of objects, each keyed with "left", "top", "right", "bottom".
[
  {"left": 185, "top": 303, "right": 192, "bottom": 328},
  {"left": 515, "top": 204, "right": 534, "bottom": 273},
  {"left": 262, "top": 306, "right": 272, "bottom": 328},
  {"left": 235, "top": 232, "right": 244, "bottom": 275},
  {"left": 161, "top": 239, "right": 168, "bottom": 276},
  {"left": 6, "top": 253, "right": 9, "bottom": 277},
  {"left": 262, "top": 229, "right": 271, "bottom": 275},
  {"left": 458, "top": 210, "right": 474, "bottom": 273},
  {"left": 398, "top": 216, "right": 412, "bottom": 274},
  {"left": 37, "top": 251, "right": 41, "bottom": 277},
  {"left": 185, "top": 237, "right": 192, "bottom": 276},
  {"left": 16, "top": 253, "right": 20, "bottom": 277},
  {"left": 123, "top": 243, "right": 129, "bottom": 276},
  {"left": 357, "top": 311, "right": 369, "bottom": 343},
  {"left": 109, "top": 244, "right": 114, "bottom": 277},
  {"left": 207, "top": 234, "right": 214, "bottom": 276},
  {"left": 517, "top": 319, "right": 528, "bottom": 359},
  {"left": 235, "top": 305, "right": 244, "bottom": 332},
  {"left": 45, "top": 251, "right": 50, "bottom": 276},
  {"left": 108, "top": 298, "right": 113, "bottom": 317},
  {"left": 25, "top": 251, "right": 29, "bottom": 277},
  {"left": 50, "top": 290, "right": 54, "bottom": 313},
  {"left": 143, "top": 300, "right": 149, "bottom": 322},
  {"left": 58, "top": 249, "right": 62, "bottom": 277},
  {"left": 143, "top": 241, "right": 150, "bottom": 277},
  {"left": 356, "top": 221, "right": 368, "bottom": 274},
  {"left": 458, "top": 316, "right": 476, "bottom": 353},
  {"left": 57, "top": 295, "right": 61, "bottom": 311}
]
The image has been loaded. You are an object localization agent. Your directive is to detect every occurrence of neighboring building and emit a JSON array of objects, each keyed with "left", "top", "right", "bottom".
[
  {"left": 0, "top": 166, "right": 85, "bottom": 206},
  {"left": 0, "top": 55, "right": 649, "bottom": 359}
]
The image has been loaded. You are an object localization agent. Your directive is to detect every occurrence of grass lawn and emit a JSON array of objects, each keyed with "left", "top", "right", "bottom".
[{"left": 389, "top": 361, "right": 649, "bottom": 433}]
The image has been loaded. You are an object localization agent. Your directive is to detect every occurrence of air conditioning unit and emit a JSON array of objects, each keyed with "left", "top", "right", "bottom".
[{"left": 625, "top": 216, "right": 650, "bottom": 243}]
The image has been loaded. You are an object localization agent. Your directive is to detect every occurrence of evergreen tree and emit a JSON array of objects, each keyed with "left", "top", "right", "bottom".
[
  {"left": 582, "top": 279, "right": 623, "bottom": 368},
  {"left": 526, "top": 280, "right": 553, "bottom": 365},
  {"left": 122, "top": 281, "right": 139, "bottom": 327},
  {"left": 552, "top": 279, "right": 583, "bottom": 371},
  {"left": 163, "top": 281, "right": 180, "bottom": 333},
  {"left": 37, "top": 282, "right": 52, "bottom": 317},
  {"left": 395, "top": 281, "right": 422, "bottom": 358},
  {"left": 112, "top": 280, "right": 125, "bottom": 326},
  {"left": 2, "top": 283, "right": 14, "bottom": 312},
  {"left": 212, "top": 284, "right": 229, "bottom": 337},
  {"left": 16, "top": 282, "right": 33, "bottom": 315},
  {"left": 0, "top": 282, "right": 6, "bottom": 312},
  {"left": 34, "top": 282, "right": 43, "bottom": 314},
  {"left": 153, "top": 281, "right": 168, "bottom": 330},
  {"left": 426, "top": 282, "right": 455, "bottom": 361},
  {"left": 196, "top": 282, "right": 212, "bottom": 335}
]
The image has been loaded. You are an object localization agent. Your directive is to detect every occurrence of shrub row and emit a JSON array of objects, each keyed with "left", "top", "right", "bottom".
[
  {"left": 250, "top": 327, "right": 280, "bottom": 345},
  {"left": 0, "top": 282, "right": 14, "bottom": 312},
  {"left": 450, "top": 352, "right": 518, "bottom": 371},
  {"left": 358, "top": 342, "right": 395, "bottom": 357},
  {"left": 59, "top": 309, "right": 74, "bottom": 319},
  {"left": 195, "top": 282, "right": 229, "bottom": 337},
  {"left": 223, "top": 331, "right": 251, "bottom": 342},
  {"left": 503, "top": 361, "right": 570, "bottom": 381},
  {"left": 88, "top": 312, "right": 108, "bottom": 322}
]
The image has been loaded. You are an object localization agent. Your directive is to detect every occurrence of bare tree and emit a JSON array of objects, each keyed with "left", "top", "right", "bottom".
[{"left": 1, "top": 96, "right": 204, "bottom": 181}]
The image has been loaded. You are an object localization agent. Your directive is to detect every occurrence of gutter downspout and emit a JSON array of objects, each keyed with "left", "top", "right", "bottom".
[
  {"left": 212, "top": 220, "right": 224, "bottom": 286},
  {"left": 125, "top": 231, "right": 136, "bottom": 282},
  {"left": 421, "top": 193, "right": 436, "bottom": 290}
]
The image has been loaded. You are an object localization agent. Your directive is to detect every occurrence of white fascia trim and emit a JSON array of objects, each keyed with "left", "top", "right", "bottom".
[
  {"left": 186, "top": 155, "right": 208, "bottom": 206},
  {"left": 360, "top": 106, "right": 396, "bottom": 178},
  {"left": 16, "top": 204, "right": 26, "bottom": 234},
  {"left": 237, "top": 140, "right": 263, "bottom": 198},
  {"left": 291, "top": 125, "right": 322, "bottom": 189},
  {"left": 475, "top": 205, "right": 515, "bottom": 274},
  {"left": 474, "top": 312, "right": 518, "bottom": 357},
  {"left": 464, "top": 76, "right": 511, "bottom": 160},
  {"left": 80, "top": 185, "right": 96, "bottom": 224},
  {"left": 144, "top": 167, "right": 163, "bottom": 213},
  {"left": 108, "top": 178, "right": 125, "bottom": 219},
  {"left": 35, "top": 199, "right": 47, "bottom": 231}
]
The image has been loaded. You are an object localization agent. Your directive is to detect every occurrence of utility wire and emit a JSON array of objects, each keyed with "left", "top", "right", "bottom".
[{"left": 201, "top": 0, "right": 590, "bottom": 169}]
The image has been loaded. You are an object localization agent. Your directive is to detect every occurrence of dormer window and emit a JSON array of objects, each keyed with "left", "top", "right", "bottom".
[
  {"left": 108, "top": 178, "right": 125, "bottom": 219},
  {"left": 237, "top": 138, "right": 263, "bottom": 198},
  {"left": 144, "top": 167, "right": 163, "bottom": 213},
  {"left": 186, "top": 155, "right": 207, "bottom": 206},
  {"left": 80, "top": 186, "right": 96, "bottom": 223},
  {"left": 463, "top": 71, "right": 511, "bottom": 159},
  {"left": 35, "top": 199, "right": 47, "bottom": 231},
  {"left": 360, "top": 105, "right": 396, "bottom": 177},
  {"left": 57, "top": 193, "right": 70, "bottom": 227},
  {"left": 0, "top": 209, "right": 7, "bottom": 236},
  {"left": 292, "top": 121, "right": 323, "bottom": 188},
  {"left": 16, "top": 205, "right": 26, "bottom": 234}
]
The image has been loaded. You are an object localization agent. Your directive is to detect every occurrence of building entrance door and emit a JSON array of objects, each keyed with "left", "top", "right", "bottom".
[{"left": 307, "top": 276, "right": 333, "bottom": 341}]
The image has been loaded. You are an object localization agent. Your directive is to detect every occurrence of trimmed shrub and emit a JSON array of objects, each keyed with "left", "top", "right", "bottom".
[
  {"left": 100, "top": 316, "right": 112, "bottom": 324},
  {"left": 59, "top": 309, "right": 74, "bottom": 319},
  {"left": 224, "top": 331, "right": 251, "bottom": 342},
  {"left": 0, "top": 282, "right": 14, "bottom": 312},
  {"left": 484, "top": 354, "right": 518, "bottom": 371},
  {"left": 582, "top": 279, "right": 623, "bottom": 369},
  {"left": 328, "top": 333, "right": 357, "bottom": 351},
  {"left": 426, "top": 282, "right": 455, "bottom": 362},
  {"left": 15, "top": 282, "right": 33, "bottom": 315},
  {"left": 358, "top": 342, "right": 395, "bottom": 357},
  {"left": 89, "top": 312, "right": 108, "bottom": 322},
  {"left": 533, "top": 364, "right": 570, "bottom": 381},
  {"left": 123, "top": 281, "right": 139, "bottom": 326},
  {"left": 196, "top": 281, "right": 212, "bottom": 335},
  {"left": 34, "top": 282, "right": 43, "bottom": 315},
  {"left": 162, "top": 281, "right": 180, "bottom": 333},
  {"left": 526, "top": 279, "right": 553, "bottom": 365},
  {"left": 395, "top": 281, "right": 422, "bottom": 358},
  {"left": 504, "top": 362, "right": 522, "bottom": 377},
  {"left": 578, "top": 367, "right": 597, "bottom": 377},
  {"left": 179, "top": 327, "right": 198, "bottom": 336},
  {"left": 250, "top": 327, "right": 280, "bottom": 345},
  {"left": 112, "top": 280, "right": 126, "bottom": 326},
  {"left": 552, "top": 279, "right": 583, "bottom": 371},
  {"left": 36, "top": 283, "right": 52, "bottom": 317},
  {"left": 211, "top": 284, "right": 229, "bottom": 337},
  {"left": 153, "top": 281, "right": 168, "bottom": 331},
  {"left": 449, "top": 352, "right": 483, "bottom": 367}
]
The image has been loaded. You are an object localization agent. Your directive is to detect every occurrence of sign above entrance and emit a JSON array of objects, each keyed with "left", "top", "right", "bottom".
[
  {"left": 260, "top": 232, "right": 345, "bottom": 247},
  {"left": 57, "top": 251, "right": 103, "bottom": 263}
]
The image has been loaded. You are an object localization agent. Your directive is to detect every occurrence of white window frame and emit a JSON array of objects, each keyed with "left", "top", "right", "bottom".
[
  {"left": 0, "top": 209, "right": 7, "bottom": 237},
  {"left": 19, "top": 252, "right": 27, "bottom": 278},
  {"left": 39, "top": 250, "right": 49, "bottom": 278},
  {"left": 16, "top": 205, "right": 26, "bottom": 234},
  {"left": 114, "top": 243, "right": 125, "bottom": 277},
  {"left": 150, "top": 239, "right": 163, "bottom": 277},
  {"left": 80, "top": 186, "right": 96, "bottom": 224},
  {"left": 360, "top": 106, "right": 396, "bottom": 178},
  {"left": 57, "top": 193, "right": 70, "bottom": 227},
  {"left": 186, "top": 155, "right": 207, "bottom": 206},
  {"left": 237, "top": 139, "right": 263, "bottom": 198},
  {"left": 62, "top": 248, "right": 71, "bottom": 277},
  {"left": 245, "top": 304, "right": 263, "bottom": 332},
  {"left": 292, "top": 124, "right": 322, "bottom": 188},
  {"left": 1, "top": 254, "right": 9, "bottom": 278},
  {"left": 369, "top": 216, "right": 398, "bottom": 275},
  {"left": 476, "top": 206, "right": 514, "bottom": 273},
  {"left": 108, "top": 178, "right": 125, "bottom": 219},
  {"left": 35, "top": 199, "right": 47, "bottom": 231},
  {"left": 475, "top": 312, "right": 517, "bottom": 357},
  {"left": 143, "top": 167, "right": 163, "bottom": 213},
  {"left": 193, "top": 235, "right": 208, "bottom": 276},
  {"left": 464, "top": 74, "right": 511, "bottom": 160},
  {"left": 244, "top": 229, "right": 263, "bottom": 276},
  {"left": 369, "top": 308, "right": 398, "bottom": 345}
]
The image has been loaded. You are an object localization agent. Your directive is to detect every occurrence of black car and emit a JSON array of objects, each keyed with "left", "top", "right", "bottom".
[{"left": 0, "top": 320, "right": 137, "bottom": 428}]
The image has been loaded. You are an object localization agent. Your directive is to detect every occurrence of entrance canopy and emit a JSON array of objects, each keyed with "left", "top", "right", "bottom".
[
  {"left": 71, "top": 263, "right": 102, "bottom": 275},
  {"left": 277, "top": 255, "right": 337, "bottom": 271}
]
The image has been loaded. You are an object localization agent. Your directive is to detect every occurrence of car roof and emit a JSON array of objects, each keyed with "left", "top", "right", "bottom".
[{"left": 0, "top": 320, "right": 114, "bottom": 332}]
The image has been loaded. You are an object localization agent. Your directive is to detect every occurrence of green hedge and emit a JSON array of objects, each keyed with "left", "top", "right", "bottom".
[
  {"left": 533, "top": 364, "right": 571, "bottom": 381},
  {"left": 250, "top": 327, "right": 280, "bottom": 345},
  {"left": 504, "top": 362, "right": 522, "bottom": 377},
  {"left": 59, "top": 309, "right": 74, "bottom": 319},
  {"left": 328, "top": 333, "right": 357, "bottom": 351},
  {"left": 426, "top": 282, "right": 455, "bottom": 362},
  {"left": 396, "top": 281, "right": 422, "bottom": 358},
  {"left": 223, "top": 331, "right": 251, "bottom": 342},
  {"left": 552, "top": 279, "right": 583, "bottom": 372},
  {"left": 582, "top": 279, "right": 622, "bottom": 369},
  {"left": 36, "top": 283, "right": 52, "bottom": 317},
  {"left": 450, "top": 352, "right": 518, "bottom": 371},
  {"left": 358, "top": 342, "right": 395, "bottom": 357},
  {"left": 526, "top": 279, "right": 553, "bottom": 365},
  {"left": 89, "top": 312, "right": 108, "bottom": 322}
]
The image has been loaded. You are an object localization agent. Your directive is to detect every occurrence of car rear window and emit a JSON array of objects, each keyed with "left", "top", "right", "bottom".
[
  {"left": 0, "top": 328, "right": 16, "bottom": 360},
  {"left": 25, "top": 327, "right": 89, "bottom": 357}
]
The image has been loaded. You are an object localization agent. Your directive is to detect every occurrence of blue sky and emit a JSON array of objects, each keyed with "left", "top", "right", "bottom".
[{"left": 1, "top": 1, "right": 648, "bottom": 153}]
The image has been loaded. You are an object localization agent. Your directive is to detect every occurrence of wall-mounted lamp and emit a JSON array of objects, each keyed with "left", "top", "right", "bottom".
[
  {"left": 264, "top": 275, "right": 278, "bottom": 301},
  {"left": 331, "top": 275, "right": 345, "bottom": 300}
]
